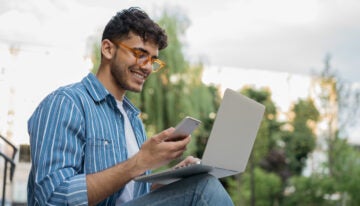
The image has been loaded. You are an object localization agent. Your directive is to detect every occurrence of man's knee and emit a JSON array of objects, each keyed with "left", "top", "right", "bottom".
[
  {"left": 193, "top": 174, "right": 225, "bottom": 192},
  {"left": 187, "top": 174, "right": 234, "bottom": 206},
  {"left": 142, "top": 174, "right": 234, "bottom": 206},
  {"left": 191, "top": 174, "right": 220, "bottom": 187}
]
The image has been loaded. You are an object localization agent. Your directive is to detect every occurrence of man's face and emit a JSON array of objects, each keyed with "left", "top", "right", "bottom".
[{"left": 109, "top": 32, "right": 159, "bottom": 93}]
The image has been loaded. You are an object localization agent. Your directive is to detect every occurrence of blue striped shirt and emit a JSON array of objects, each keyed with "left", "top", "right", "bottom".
[{"left": 27, "top": 73, "right": 150, "bottom": 205}]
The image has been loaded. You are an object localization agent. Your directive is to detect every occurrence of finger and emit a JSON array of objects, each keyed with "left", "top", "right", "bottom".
[
  {"left": 174, "top": 156, "right": 200, "bottom": 169},
  {"left": 154, "top": 127, "right": 175, "bottom": 142},
  {"left": 190, "top": 157, "right": 201, "bottom": 164},
  {"left": 184, "top": 156, "right": 200, "bottom": 164},
  {"left": 165, "top": 136, "right": 190, "bottom": 152},
  {"left": 182, "top": 156, "right": 194, "bottom": 165},
  {"left": 172, "top": 149, "right": 187, "bottom": 159},
  {"left": 174, "top": 135, "right": 191, "bottom": 147}
]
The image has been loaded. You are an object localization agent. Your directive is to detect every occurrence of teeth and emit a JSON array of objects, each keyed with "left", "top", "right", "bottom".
[{"left": 134, "top": 73, "right": 144, "bottom": 79}]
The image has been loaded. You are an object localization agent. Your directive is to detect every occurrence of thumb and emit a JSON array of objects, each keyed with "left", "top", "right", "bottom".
[{"left": 156, "top": 127, "right": 175, "bottom": 142}]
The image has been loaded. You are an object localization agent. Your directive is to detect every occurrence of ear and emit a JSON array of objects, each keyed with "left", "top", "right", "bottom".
[{"left": 101, "top": 39, "right": 116, "bottom": 60}]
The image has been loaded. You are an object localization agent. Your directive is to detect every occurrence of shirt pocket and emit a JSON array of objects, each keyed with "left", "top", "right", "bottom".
[{"left": 85, "top": 137, "right": 118, "bottom": 173}]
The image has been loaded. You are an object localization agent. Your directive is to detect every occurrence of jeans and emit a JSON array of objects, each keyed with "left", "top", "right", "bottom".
[{"left": 123, "top": 174, "right": 234, "bottom": 206}]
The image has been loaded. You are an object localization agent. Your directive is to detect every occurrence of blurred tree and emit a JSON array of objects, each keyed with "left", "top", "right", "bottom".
[
  {"left": 228, "top": 87, "right": 320, "bottom": 205},
  {"left": 314, "top": 54, "right": 360, "bottom": 176},
  {"left": 283, "top": 134, "right": 360, "bottom": 206},
  {"left": 318, "top": 54, "right": 360, "bottom": 205},
  {"left": 239, "top": 167, "right": 282, "bottom": 206},
  {"left": 223, "top": 87, "right": 285, "bottom": 206},
  {"left": 329, "top": 134, "right": 360, "bottom": 205},
  {"left": 319, "top": 54, "right": 360, "bottom": 134},
  {"left": 282, "top": 55, "right": 360, "bottom": 205},
  {"left": 283, "top": 175, "right": 337, "bottom": 206},
  {"left": 240, "top": 87, "right": 280, "bottom": 206},
  {"left": 283, "top": 136, "right": 360, "bottom": 206},
  {"left": 283, "top": 99, "right": 319, "bottom": 175},
  {"left": 90, "top": 41, "right": 101, "bottom": 74}
]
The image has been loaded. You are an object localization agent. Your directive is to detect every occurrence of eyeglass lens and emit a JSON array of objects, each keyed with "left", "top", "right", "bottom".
[{"left": 137, "top": 57, "right": 162, "bottom": 71}]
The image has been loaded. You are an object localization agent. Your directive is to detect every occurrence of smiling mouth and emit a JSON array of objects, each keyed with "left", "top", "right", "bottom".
[{"left": 131, "top": 70, "right": 148, "bottom": 81}]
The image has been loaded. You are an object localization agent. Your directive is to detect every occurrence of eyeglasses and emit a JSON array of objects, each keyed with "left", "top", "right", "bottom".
[{"left": 115, "top": 41, "right": 166, "bottom": 72}]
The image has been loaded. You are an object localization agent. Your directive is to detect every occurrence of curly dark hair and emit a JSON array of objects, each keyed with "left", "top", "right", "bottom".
[{"left": 102, "top": 7, "right": 168, "bottom": 50}]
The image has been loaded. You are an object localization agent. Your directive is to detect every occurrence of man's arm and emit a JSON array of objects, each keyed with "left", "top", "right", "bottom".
[
  {"left": 29, "top": 93, "right": 191, "bottom": 205},
  {"left": 28, "top": 93, "right": 89, "bottom": 205},
  {"left": 86, "top": 128, "right": 191, "bottom": 205}
]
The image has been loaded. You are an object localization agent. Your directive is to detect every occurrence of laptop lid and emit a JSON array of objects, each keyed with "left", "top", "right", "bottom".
[
  {"left": 134, "top": 88, "right": 265, "bottom": 184},
  {"left": 201, "top": 88, "right": 265, "bottom": 173}
]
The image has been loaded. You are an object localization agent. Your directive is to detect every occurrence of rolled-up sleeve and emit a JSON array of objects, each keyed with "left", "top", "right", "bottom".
[{"left": 28, "top": 92, "right": 88, "bottom": 205}]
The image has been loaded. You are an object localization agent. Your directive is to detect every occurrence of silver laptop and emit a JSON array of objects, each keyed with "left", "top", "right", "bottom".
[{"left": 134, "top": 88, "right": 265, "bottom": 184}]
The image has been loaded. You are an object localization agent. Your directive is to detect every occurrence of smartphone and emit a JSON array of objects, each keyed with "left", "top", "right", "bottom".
[{"left": 165, "top": 116, "right": 201, "bottom": 141}]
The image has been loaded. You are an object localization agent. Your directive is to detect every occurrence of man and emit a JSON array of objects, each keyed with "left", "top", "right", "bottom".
[{"left": 27, "top": 7, "right": 234, "bottom": 205}]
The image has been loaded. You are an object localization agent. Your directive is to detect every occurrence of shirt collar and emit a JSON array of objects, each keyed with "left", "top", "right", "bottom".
[{"left": 82, "top": 73, "right": 109, "bottom": 102}]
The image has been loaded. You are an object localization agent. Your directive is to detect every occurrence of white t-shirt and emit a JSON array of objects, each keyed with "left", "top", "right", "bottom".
[{"left": 116, "top": 100, "right": 139, "bottom": 205}]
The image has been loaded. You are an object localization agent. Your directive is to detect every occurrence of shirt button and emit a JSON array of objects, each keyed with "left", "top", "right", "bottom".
[{"left": 104, "top": 140, "right": 109, "bottom": 146}]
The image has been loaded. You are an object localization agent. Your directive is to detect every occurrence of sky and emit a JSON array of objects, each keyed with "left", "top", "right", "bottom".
[
  {"left": 1, "top": 0, "right": 360, "bottom": 81},
  {"left": 0, "top": 0, "right": 359, "bottom": 144}
]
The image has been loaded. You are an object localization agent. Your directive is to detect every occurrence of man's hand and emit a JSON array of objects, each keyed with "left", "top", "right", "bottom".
[
  {"left": 173, "top": 156, "right": 201, "bottom": 169},
  {"left": 133, "top": 128, "right": 191, "bottom": 171},
  {"left": 87, "top": 128, "right": 191, "bottom": 204}
]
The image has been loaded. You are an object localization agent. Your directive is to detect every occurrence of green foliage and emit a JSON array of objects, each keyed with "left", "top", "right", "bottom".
[
  {"left": 225, "top": 87, "right": 286, "bottom": 205},
  {"left": 283, "top": 138, "right": 360, "bottom": 206},
  {"left": 283, "top": 175, "right": 337, "bottom": 206},
  {"left": 330, "top": 136, "right": 360, "bottom": 205},
  {"left": 283, "top": 99, "right": 319, "bottom": 175},
  {"left": 240, "top": 167, "right": 282, "bottom": 206},
  {"left": 225, "top": 177, "right": 242, "bottom": 205},
  {"left": 231, "top": 87, "right": 321, "bottom": 205},
  {"left": 90, "top": 41, "right": 101, "bottom": 74}
]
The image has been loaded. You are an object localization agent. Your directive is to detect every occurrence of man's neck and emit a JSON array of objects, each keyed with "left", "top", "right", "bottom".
[{"left": 96, "top": 67, "right": 125, "bottom": 101}]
